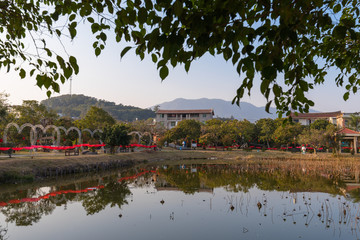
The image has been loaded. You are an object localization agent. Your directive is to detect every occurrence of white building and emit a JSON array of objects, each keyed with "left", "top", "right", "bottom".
[
  {"left": 155, "top": 109, "right": 214, "bottom": 129},
  {"left": 290, "top": 111, "right": 341, "bottom": 126}
]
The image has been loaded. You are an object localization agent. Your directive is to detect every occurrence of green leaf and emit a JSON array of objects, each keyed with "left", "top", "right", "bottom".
[
  {"left": 19, "top": 68, "right": 26, "bottom": 79},
  {"left": 223, "top": 48, "right": 232, "bottom": 61},
  {"left": 273, "top": 84, "right": 281, "bottom": 97},
  {"left": 55, "top": 29, "right": 61, "bottom": 37},
  {"left": 333, "top": 4, "right": 341, "bottom": 13},
  {"left": 69, "top": 27, "right": 77, "bottom": 39},
  {"left": 69, "top": 56, "right": 79, "bottom": 74},
  {"left": 299, "top": 80, "right": 309, "bottom": 91},
  {"left": 262, "top": 66, "right": 276, "bottom": 80},
  {"left": 343, "top": 92, "right": 350, "bottom": 101},
  {"left": 138, "top": 8, "right": 147, "bottom": 24},
  {"left": 159, "top": 65, "right": 169, "bottom": 80},
  {"left": 30, "top": 69, "right": 35, "bottom": 77},
  {"left": 120, "top": 46, "right": 132, "bottom": 59},
  {"left": 332, "top": 26, "right": 347, "bottom": 39},
  {"left": 151, "top": 53, "right": 158, "bottom": 63},
  {"left": 185, "top": 61, "right": 191, "bottom": 72},
  {"left": 260, "top": 79, "right": 270, "bottom": 95},
  {"left": 265, "top": 101, "right": 272, "bottom": 113},
  {"left": 95, "top": 47, "right": 101, "bottom": 56},
  {"left": 69, "top": 13, "right": 76, "bottom": 21},
  {"left": 64, "top": 67, "right": 73, "bottom": 79},
  {"left": 174, "top": 1, "right": 183, "bottom": 16}
]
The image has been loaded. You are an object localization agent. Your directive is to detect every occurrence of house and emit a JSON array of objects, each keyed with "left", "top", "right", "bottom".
[
  {"left": 290, "top": 111, "right": 360, "bottom": 129},
  {"left": 290, "top": 111, "right": 341, "bottom": 126},
  {"left": 155, "top": 109, "right": 214, "bottom": 129},
  {"left": 337, "top": 112, "right": 360, "bottom": 128}
]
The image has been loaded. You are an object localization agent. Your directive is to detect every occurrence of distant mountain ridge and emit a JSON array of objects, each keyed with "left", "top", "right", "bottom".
[
  {"left": 41, "top": 94, "right": 155, "bottom": 121},
  {"left": 154, "top": 98, "right": 278, "bottom": 122}
]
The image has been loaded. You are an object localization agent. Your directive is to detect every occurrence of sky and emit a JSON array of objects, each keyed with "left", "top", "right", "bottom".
[{"left": 1, "top": 23, "right": 360, "bottom": 113}]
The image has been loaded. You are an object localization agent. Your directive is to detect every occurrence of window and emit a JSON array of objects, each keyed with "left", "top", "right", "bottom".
[
  {"left": 202, "top": 114, "right": 207, "bottom": 118},
  {"left": 190, "top": 113, "right": 199, "bottom": 117},
  {"left": 293, "top": 119, "right": 299, "bottom": 123},
  {"left": 161, "top": 114, "right": 164, "bottom": 118},
  {"left": 170, "top": 122, "right": 176, "bottom": 127},
  {"left": 168, "top": 114, "right": 176, "bottom": 118},
  {"left": 182, "top": 114, "right": 187, "bottom": 118}
]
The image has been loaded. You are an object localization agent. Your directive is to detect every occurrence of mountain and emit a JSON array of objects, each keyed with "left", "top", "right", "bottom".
[
  {"left": 41, "top": 94, "right": 155, "bottom": 121},
  {"left": 153, "top": 98, "right": 278, "bottom": 122}
]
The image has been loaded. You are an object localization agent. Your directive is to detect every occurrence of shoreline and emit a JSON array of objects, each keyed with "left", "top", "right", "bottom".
[{"left": 1, "top": 148, "right": 360, "bottom": 184}]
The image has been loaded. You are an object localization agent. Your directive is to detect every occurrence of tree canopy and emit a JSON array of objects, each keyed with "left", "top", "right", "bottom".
[
  {"left": 75, "top": 106, "right": 116, "bottom": 130},
  {"left": 2, "top": 0, "right": 360, "bottom": 115}
]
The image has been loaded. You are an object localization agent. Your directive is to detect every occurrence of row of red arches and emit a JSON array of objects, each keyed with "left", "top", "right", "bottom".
[{"left": 0, "top": 143, "right": 157, "bottom": 151}]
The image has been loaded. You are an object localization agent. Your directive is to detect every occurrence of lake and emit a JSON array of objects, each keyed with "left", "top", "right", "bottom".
[{"left": 1, "top": 162, "right": 360, "bottom": 240}]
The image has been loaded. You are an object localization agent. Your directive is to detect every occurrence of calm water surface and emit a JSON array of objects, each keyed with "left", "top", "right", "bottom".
[{"left": 1, "top": 164, "right": 360, "bottom": 240}]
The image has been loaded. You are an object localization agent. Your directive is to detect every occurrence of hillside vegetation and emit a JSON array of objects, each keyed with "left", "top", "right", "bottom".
[{"left": 41, "top": 94, "right": 155, "bottom": 121}]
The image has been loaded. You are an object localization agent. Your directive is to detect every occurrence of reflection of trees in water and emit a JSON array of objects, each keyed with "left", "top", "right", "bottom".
[
  {"left": 0, "top": 164, "right": 348, "bottom": 228},
  {"left": 158, "top": 164, "right": 345, "bottom": 195},
  {"left": 0, "top": 176, "right": 131, "bottom": 226},
  {"left": 81, "top": 179, "right": 131, "bottom": 215},
  {"left": 0, "top": 225, "right": 7, "bottom": 240},
  {"left": 159, "top": 168, "right": 200, "bottom": 194},
  {"left": 1, "top": 200, "right": 56, "bottom": 226}
]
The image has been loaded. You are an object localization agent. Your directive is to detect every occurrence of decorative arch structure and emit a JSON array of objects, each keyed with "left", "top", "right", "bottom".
[
  {"left": 4, "top": 123, "right": 37, "bottom": 145},
  {"left": 66, "top": 127, "right": 82, "bottom": 146},
  {"left": 128, "top": 131, "right": 153, "bottom": 146},
  {"left": 128, "top": 131, "right": 142, "bottom": 144},
  {"left": 3, "top": 123, "right": 105, "bottom": 151},
  {"left": 142, "top": 132, "right": 153, "bottom": 145},
  {"left": 82, "top": 128, "right": 104, "bottom": 151}
]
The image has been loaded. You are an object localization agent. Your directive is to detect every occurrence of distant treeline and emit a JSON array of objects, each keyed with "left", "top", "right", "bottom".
[{"left": 41, "top": 94, "right": 155, "bottom": 121}]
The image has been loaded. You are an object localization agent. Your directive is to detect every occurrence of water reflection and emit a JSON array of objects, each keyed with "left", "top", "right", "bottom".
[
  {"left": 0, "top": 225, "right": 7, "bottom": 240},
  {"left": 1, "top": 163, "right": 360, "bottom": 239}
]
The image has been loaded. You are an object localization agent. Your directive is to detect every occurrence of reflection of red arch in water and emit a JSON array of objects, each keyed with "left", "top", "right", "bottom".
[
  {"left": 118, "top": 170, "right": 157, "bottom": 182},
  {"left": 0, "top": 170, "right": 158, "bottom": 207}
]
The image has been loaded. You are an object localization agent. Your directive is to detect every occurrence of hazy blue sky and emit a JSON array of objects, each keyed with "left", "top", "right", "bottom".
[{"left": 2, "top": 24, "right": 360, "bottom": 113}]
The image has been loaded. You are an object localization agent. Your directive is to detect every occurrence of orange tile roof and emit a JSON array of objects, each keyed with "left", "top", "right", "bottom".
[
  {"left": 290, "top": 111, "right": 342, "bottom": 119},
  {"left": 156, "top": 109, "right": 214, "bottom": 115},
  {"left": 337, "top": 128, "right": 360, "bottom": 135}
]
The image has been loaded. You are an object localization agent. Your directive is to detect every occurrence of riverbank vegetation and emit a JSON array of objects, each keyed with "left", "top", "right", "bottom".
[{"left": 1, "top": 149, "right": 360, "bottom": 184}]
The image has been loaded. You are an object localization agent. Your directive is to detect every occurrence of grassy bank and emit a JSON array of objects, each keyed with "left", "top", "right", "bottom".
[{"left": 0, "top": 148, "right": 360, "bottom": 183}]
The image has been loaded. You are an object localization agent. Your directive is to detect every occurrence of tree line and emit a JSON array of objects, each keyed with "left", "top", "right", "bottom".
[{"left": 1, "top": 93, "right": 359, "bottom": 154}]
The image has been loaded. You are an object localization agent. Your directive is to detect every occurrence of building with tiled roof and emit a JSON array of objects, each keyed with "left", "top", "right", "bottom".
[
  {"left": 290, "top": 111, "right": 342, "bottom": 126},
  {"left": 155, "top": 109, "right": 214, "bottom": 129},
  {"left": 336, "top": 127, "right": 360, "bottom": 154}
]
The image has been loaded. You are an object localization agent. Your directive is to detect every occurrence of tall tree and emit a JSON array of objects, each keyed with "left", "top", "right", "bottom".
[
  {"left": 1, "top": 1, "right": 360, "bottom": 115},
  {"left": 273, "top": 122, "right": 304, "bottom": 147},
  {"left": 199, "top": 119, "right": 223, "bottom": 146},
  {"left": 75, "top": 106, "right": 116, "bottom": 130},
  {"left": 12, "top": 100, "right": 58, "bottom": 125},
  {"left": 165, "top": 119, "right": 201, "bottom": 146},
  {"left": 310, "top": 119, "right": 332, "bottom": 130},
  {"left": 102, "top": 124, "right": 131, "bottom": 154},
  {"left": 298, "top": 124, "right": 338, "bottom": 154},
  {"left": 255, "top": 118, "right": 278, "bottom": 148}
]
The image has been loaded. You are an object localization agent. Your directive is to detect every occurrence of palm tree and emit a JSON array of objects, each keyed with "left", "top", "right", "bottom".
[{"left": 349, "top": 113, "right": 360, "bottom": 132}]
